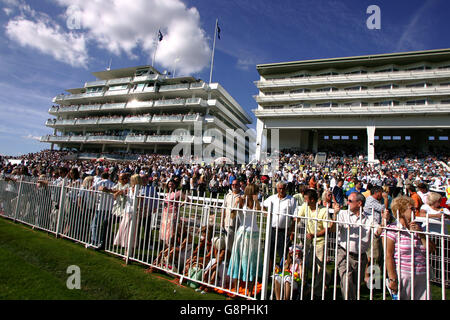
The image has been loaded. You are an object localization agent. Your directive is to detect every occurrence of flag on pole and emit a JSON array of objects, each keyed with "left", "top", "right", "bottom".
[
  {"left": 217, "top": 23, "right": 221, "bottom": 39},
  {"left": 158, "top": 30, "right": 163, "bottom": 41}
]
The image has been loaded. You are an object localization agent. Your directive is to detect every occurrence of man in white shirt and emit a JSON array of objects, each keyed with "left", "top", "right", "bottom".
[
  {"left": 263, "top": 182, "right": 297, "bottom": 269},
  {"left": 331, "top": 192, "right": 387, "bottom": 300}
]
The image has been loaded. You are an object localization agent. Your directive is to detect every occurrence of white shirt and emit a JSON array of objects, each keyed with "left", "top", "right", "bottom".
[
  {"left": 336, "top": 209, "right": 380, "bottom": 254},
  {"left": 263, "top": 194, "right": 297, "bottom": 229},
  {"left": 93, "top": 178, "right": 115, "bottom": 211}
]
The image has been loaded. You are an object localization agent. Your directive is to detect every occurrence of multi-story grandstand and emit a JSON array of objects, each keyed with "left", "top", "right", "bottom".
[
  {"left": 42, "top": 65, "right": 252, "bottom": 159},
  {"left": 254, "top": 48, "right": 450, "bottom": 162}
]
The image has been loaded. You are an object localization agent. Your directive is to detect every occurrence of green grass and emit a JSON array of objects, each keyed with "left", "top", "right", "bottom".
[{"left": 0, "top": 218, "right": 226, "bottom": 300}]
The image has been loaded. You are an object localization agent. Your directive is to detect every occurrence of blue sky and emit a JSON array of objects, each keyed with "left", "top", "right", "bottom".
[{"left": 0, "top": 0, "right": 448, "bottom": 156}]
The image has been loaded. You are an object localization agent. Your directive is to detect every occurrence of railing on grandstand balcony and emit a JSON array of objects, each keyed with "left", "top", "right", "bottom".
[{"left": 0, "top": 176, "right": 448, "bottom": 300}]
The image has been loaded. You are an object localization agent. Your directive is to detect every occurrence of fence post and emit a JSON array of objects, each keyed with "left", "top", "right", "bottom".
[
  {"left": 13, "top": 176, "right": 24, "bottom": 223},
  {"left": 55, "top": 180, "right": 66, "bottom": 238},
  {"left": 125, "top": 186, "right": 139, "bottom": 265},
  {"left": 260, "top": 202, "right": 273, "bottom": 300}
]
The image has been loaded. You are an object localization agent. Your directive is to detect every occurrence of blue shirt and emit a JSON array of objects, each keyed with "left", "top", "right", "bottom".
[{"left": 345, "top": 187, "right": 366, "bottom": 197}]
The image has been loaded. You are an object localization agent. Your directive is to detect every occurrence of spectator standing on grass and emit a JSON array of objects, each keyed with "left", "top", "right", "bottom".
[
  {"left": 89, "top": 171, "right": 115, "bottom": 249},
  {"left": 221, "top": 179, "right": 242, "bottom": 252},
  {"left": 384, "top": 196, "right": 436, "bottom": 300},
  {"left": 113, "top": 174, "right": 143, "bottom": 257},
  {"left": 227, "top": 184, "right": 262, "bottom": 297},
  {"left": 295, "top": 188, "right": 330, "bottom": 297},
  {"left": 363, "top": 186, "right": 389, "bottom": 284},
  {"left": 263, "top": 182, "right": 297, "bottom": 272},
  {"left": 331, "top": 192, "right": 388, "bottom": 300}
]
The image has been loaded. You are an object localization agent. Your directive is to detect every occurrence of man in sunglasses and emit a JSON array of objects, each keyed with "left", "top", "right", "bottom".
[
  {"left": 221, "top": 179, "right": 243, "bottom": 251},
  {"left": 331, "top": 192, "right": 388, "bottom": 300}
]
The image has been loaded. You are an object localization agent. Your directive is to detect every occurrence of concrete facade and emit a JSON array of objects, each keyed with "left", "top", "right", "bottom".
[{"left": 254, "top": 49, "right": 450, "bottom": 161}]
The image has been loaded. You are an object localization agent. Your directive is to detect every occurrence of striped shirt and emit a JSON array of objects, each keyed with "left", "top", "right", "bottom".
[{"left": 383, "top": 223, "right": 427, "bottom": 275}]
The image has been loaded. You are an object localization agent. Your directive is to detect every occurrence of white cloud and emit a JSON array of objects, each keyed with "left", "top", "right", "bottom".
[
  {"left": 5, "top": 10, "right": 89, "bottom": 68},
  {"left": 23, "top": 134, "right": 41, "bottom": 141},
  {"left": 52, "top": 0, "right": 211, "bottom": 75}
]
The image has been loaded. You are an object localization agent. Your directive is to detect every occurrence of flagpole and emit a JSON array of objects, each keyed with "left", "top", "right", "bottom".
[
  {"left": 152, "top": 30, "right": 160, "bottom": 68},
  {"left": 209, "top": 18, "right": 218, "bottom": 84}
]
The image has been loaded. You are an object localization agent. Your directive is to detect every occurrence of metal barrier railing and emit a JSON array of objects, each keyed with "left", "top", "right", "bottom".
[{"left": 0, "top": 177, "right": 448, "bottom": 300}]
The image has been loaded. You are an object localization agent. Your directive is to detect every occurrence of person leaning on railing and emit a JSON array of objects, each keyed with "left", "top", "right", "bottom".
[
  {"left": 295, "top": 188, "right": 331, "bottom": 297},
  {"left": 384, "top": 196, "right": 436, "bottom": 300},
  {"left": 330, "top": 192, "right": 389, "bottom": 300}
]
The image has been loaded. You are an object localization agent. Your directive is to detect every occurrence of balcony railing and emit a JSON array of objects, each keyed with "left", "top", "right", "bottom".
[
  {"left": 48, "top": 136, "right": 70, "bottom": 142},
  {"left": 76, "top": 118, "right": 99, "bottom": 125},
  {"left": 146, "top": 135, "right": 179, "bottom": 143},
  {"left": 255, "top": 86, "right": 450, "bottom": 103},
  {"left": 154, "top": 99, "right": 186, "bottom": 107},
  {"left": 126, "top": 101, "right": 154, "bottom": 109},
  {"left": 152, "top": 115, "right": 183, "bottom": 122},
  {"left": 49, "top": 106, "right": 59, "bottom": 114},
  {"left": 101, "top": 103, "right": 127, "bottom": 111},
  {"left": 123, "top": 116, "right": 152, "bottom": 124},
  {"left": 185, "top": 98, "right": 207, "bottom": 106},
  {"left": 53, "top": 94, "right": 65, "bottom": 102},
  {"left": 98, "top": 117, "right": 124, "bottom": 125},
  {"left": 54, "top": 119, "right": 77, "bottom": 126},
  {"left": 69, "top": 136, "right": 87, "bottom": 142},
  {"left": 190, "top": 82, "right": 208, "bottom": 90},
  {"left": 57, "top": 106, "right": 79, "bottom": 113},
  {"left": 159, "top": 83, "right": 190, "bottom": 92},
  {"left": 256, "top": 68, "right": 450, "bottom": 88},
  {"left": 253, "top": 102, "right": 450, "bottom": 117},
  {"left": 177, "top": 135, "right": 194, "bottom": 143},
  {"left": 107, "top": 77, "right": 132, "bottom": 85},
  {"left": 85, "top": 80, "right": 107, "bottom": 88},
  {"left": 132, "top": 74, "right": 159, "bottom": 82},
  {"left": 183, "top": 114, "right": 202, "bottom": 121},
  {"left": 104, "top": 89, "right": 130, "bottom": 96},
  {"left": 79, "top": 104, "right": 101, "bottom": 112},
  {"left": 125, "top": 135, "right": 147, "bottom": 143},
  {"left": 86, "top": 136, "right": 126, "bottom": 142}
]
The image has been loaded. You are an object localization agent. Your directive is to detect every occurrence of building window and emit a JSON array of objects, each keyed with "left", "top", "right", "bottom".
[
  {"left": 374, "top": 136, "right": 379, "bottom": 140},
  {"left": 439, "top": 136, "right": 449, "bottom": 141},
  {"left": 332, "top": 136, "right": 340, "bottom": 140},
  {"left": 393, "top": 136, "right": 401, "bottom": 141},
  {"left": 353, "top": 136, "right": 358, "bottom": 140},
  {"left": 324, "top": 136, "right": 329, "bottom": 140},
  {"left": 405, "top": 136, "right": 411, "bottom": 141},
  {"left": 341, "top": 136, "right": 349, "bottom": 140},
  {"left": 383, "top": 136, "right": 391, "bottom": 140},
  {"left": 429, "top": 136, "right": 435, "bottom": 141}
]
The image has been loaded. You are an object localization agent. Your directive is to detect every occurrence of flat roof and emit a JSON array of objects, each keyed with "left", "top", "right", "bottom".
[
  {"left": 257, "top": 48, "right": 450, "bottom": 75},
  {"left": 92, "top": 65, "right": 162, "bottom": 80}
]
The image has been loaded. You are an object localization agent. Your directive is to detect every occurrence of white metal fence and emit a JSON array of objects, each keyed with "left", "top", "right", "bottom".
[{"left": 0, "top": 177, "right": 448, "bottom": 300}]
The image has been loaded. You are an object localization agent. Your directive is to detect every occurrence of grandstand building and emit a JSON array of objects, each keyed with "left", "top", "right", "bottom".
[
  {"left": 254, "top": 49, "right": 450, "bottom": 162},
  {"left": 42, "top": 66, "right": 252, "bottom": 160}
]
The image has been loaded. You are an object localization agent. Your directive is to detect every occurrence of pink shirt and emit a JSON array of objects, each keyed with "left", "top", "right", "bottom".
[{"left": 383, "top": 223, "right": 427, "bottom": 275}]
